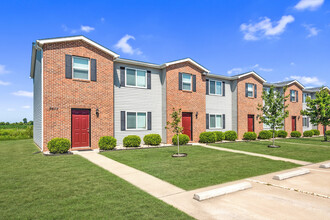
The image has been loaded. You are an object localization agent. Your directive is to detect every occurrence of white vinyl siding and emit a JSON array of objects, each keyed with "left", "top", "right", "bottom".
[
  {"left": 182, "top": 73, "right": 192, "bottom": 91},
  {"left": 73, "top": 57, "right": 89, "bottom": 80},
  {"left": 247, "top": 83, "right": 254, "bottom": 97},
  {"left": 209, "top": 80, "right": 222, "bottom": 95},
  {"left": 126, "top": 68, "right": 147, "bottom": 88},
  {"left": 209, "top": 114, "right": 222, "bottom": 129},
  {"left": 126, "top": 112, "right": 147, "bottom": 130}
]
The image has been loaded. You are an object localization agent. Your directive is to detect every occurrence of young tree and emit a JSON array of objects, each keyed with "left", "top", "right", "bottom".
[
  {"left": 165, "top": 108, "right": 183, "bottom": 155},
  {"left": 301, "top": 87, "right": 330, "bottom": 141},
  {"left": 257, "top": 86, "right": 289, "bottom": 147},
  {"left": 23, "top": 118, "right": 27, "bottom": 124}
]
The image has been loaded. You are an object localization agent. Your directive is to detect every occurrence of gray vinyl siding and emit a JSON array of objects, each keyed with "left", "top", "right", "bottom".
[
  {"left": 231, "top": 80, "right": 238, "bottom": 132},
  {"left": 161, "top": 69, "right": 167, "bottom": 142},
  {"left": 114, "top": 63, "right": 163, "bottom": 145},
  {"left": 206, "top": 78, "right": 234, "bottom": 132},
  {"left": 33, "top": 49, "right": 43, "bottom": 149}
]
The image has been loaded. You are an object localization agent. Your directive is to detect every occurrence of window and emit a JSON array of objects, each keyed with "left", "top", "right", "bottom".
[
  {"left": 126, "top": 68, "right": 147, "bottom": 88},
  {"left": 303, "top": 93, "right": 310, "bottom": 103},
  {"left": 126, "top": 112, "right": 146, "bottom": 130},
  {"left": 209, "top": 114, "right": 222, "bottom": 129},
  {"left": 73, "top": 57, "right": 89, "bottom": 80},
  {"left": 290, "top": 90, "right": 296, "bottom": 102},
  {"left": 209, "top": 80, "right": 222, "bottom": 95},
  {"left": 264, "top": 87, "right": 270, "bottom": 94},
  {"left": 182, "top": 73, "right": 192, "bottom": 91},
  {"left": 247, "top": 83, "right": 254, "bottom": 97},
  {"left": 303, "top": 117, "right": 308, "bottom": 127}
]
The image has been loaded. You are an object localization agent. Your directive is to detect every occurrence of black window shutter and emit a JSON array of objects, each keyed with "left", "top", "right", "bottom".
[
  {"left": 120, "top": 67, "right": 125, "bottom": 87},
  {"left": 222, "top": 81, "right": 225, "bottom": 96},
  {"left": 206, "top": 79, "right": 209, "bottom": 95},
  {"left": 223, "top": 114, "right": 225, "bottom": 129},
  {"left": 147, "top": 112, "right": 152, "bottom": 130},
  {"left": 296, "top": 91, "right": 298, "bottom": 102},
  {"left": 192, "top": 75, "right": 196, "bottom": 92},
  {"left": 91, "top": 59, "right": 97, "bottom": 81},
  {"left": 206, "top": 114, "right": 209, "bottom": 129},
  {"left": 254, "top": 84, "right": 257, "bottom": 98},
  {"left": 147, "top": 71, "right": 151, "bottom": 89},
  {"left": 121, "top": 111, "right": 125, "bottom": 131},
  {"left": 178, "top": 72, "right": 182, "bottom": 90},
  {"left": 65, "top": 54, "right": 72, "bottom": 79},
  {"left": 245, "top": 83, "right": 248, "bottom": 97}
]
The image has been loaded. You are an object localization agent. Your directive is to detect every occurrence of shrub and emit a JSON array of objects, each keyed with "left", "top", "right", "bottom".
[
  {"left": 143, "top": 134, "right": 162, "bottom": 146},
  {"left": 311, "top": 129, "right": 320, "bottom": 136},
  {"left": 26, "top": 126, "right": 33, "bottom": 138},
  {"left": 172, "top": 134, "right": 190, "bottom": 145},
  {"left": 224, "top": 130, "right": 238, "bottom": 141},
  {"left": 258, "top": 130, "right": 272, "bottom": 139},
  {"left": 123, "top": 135, "right": 141, "bottom": 147},
  {"left": 325, "top": 130, "right": 330, "bottom": 136},
  {"left": 98, "top": 136, "right": 117, "bottom": 150},
  {"left": 303, "top": 130, "right": 313, "bottom": 137},
  {"left": 291, "top": 131, "right": 302, "bottom": 138},
  {"left": 199, "top": 132, "right": 217, "bottom": 143},
  {"left": 277, "top": 130, "right": 288, "bottom": 138},
  {"left": 47, "top": 138, "right": 70, "bottom": 154},
  {"left": 213, "top": 131, "right": 225, "bottom": 142},
  {"left": 243, "top": 132, "right": 257, "bottom": 140}
]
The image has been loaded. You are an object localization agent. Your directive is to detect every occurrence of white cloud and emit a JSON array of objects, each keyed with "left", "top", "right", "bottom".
[
  {"left": 101, "top": 17, "right": 105, "bottom": 22},
  {"left": 0, "top": 80, "right": 10, "bottom": 86},
  {"left": 114, "top": 34, "right": 142, "bottom": 55},
  {"left": 259, "top": 67, "right": 273, "bottom": 72},
  {"left": 240, "top": 15, "right": 295, "bottom": 41},
  {"left": 286, "top": 75, "right": 324, "bottom": 86},
  {"left": 0, "top": 64, "right": 10, "bottom": 74},
  {"left": 227, "top": 64, "right": 272, "bottom": 75},
  {"left": 80, "top": 25, "right": 95, "bottom": 33},
  {"left": 290, "top": 62, "right": 295, "bottom": 66},
  {"left": 303, "top": 24, "right": 320, "bottom": 37},
  {"left": 7, "top": 108, "right": 15, "bottom": 112},
  {"left": 21, "top": 105, "right": 31, "bottom": 109},
  {"left": 12, "top": 90, "right": 33, "bottom": 98},
  {"left": 294, "top": 0, "right": 324, "bottom": 11},
  {"left": 227, "top": 68, "right": 243, "bottom": 75}
]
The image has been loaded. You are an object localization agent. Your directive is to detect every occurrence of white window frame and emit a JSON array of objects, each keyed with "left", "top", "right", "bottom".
[
  {"left": 291, "top": 90, "right": 296, "bottom": 102},
  {"left": 247, "top": 83, "right": 254, "bottom": 97},
  {"left": 126, "top": 111, "right": 147, "bottom": 130},
  {"left": 209, "top": 80, "right": 222, "bottom": 95},
  {"left": 125, "top": 68, "right": 147, "bottom": 88},
  {"left": 209, "top": 114, "right": 223, "bottom": 129},
  {"left": 182, "top": 73, "right": 192, "bottom": 91},
  {"left": 72, "top": 56, "right": 90, "bottom": 80},
  {"left": 303, "top": 117, "right": 308, "bottom": 127}
]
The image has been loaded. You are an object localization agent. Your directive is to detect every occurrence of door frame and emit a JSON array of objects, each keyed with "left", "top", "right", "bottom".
[
  {"left": 71, "top": 108, "right": 91, "bottom": 149},
  {"left": 182, "top": 112, "right": 193, "bottom": 140},
  {"left": 247, "top": 114, "right": 254, "bottom": 132}
]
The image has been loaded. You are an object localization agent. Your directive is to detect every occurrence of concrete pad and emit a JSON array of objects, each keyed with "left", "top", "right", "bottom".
[
  {"left": 320, "top": 163, "right": 330, "bottom": 168},
  {"left": 273, "top": 168, "right": 310, "bottom": 180},
  {"left": 193, "top": 182, "right": 252, "bottom": 201}
]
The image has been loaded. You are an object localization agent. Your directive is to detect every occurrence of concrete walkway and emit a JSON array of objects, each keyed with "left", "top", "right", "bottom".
[
  {"left": 74, "top": 151, "right": 185, "bottom": 198},
  {"left": 199, "top": 144, "right": 310, "bottom": 165}
]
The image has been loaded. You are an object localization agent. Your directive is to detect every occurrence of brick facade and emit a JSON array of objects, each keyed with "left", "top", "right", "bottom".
[
  {"left": 284, "top": 83, "right": 303, "bottom": 135},
  {"left": 42, "top": 40, "right": 114, "bottom": 151},
  {"left": 236, "top": 75, "right": 264, "bottom": 139},
  {"left": 166, "top": 62, "right": 206, "bottom": 143}
]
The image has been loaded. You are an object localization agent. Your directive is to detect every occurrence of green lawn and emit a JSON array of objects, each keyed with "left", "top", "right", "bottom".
[
  {"left": 0, "top": 139, "right": 192, "bottom": 220},
  {"left": 101, "top": 145, "right": 298, "bottom": 190},
  {"left": 275, "top": 137, "right": 330, "bottom": 146},
  {"left": 211, "top": 138, "right": 330, "bottom": 163}
]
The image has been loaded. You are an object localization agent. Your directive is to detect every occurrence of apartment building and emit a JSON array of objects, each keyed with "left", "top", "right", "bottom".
[{"left": 30, "top": 36, "right": 328, "bottom": 151}]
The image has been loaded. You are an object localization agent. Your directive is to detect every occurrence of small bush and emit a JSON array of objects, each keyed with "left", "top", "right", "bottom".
[
  {"left": 47, "top": 138, "right": 70, "bottom": 154},
  {"left": 199, "top": 132, "right": 217, "bottom": 143},
  {"left": 143, "top": 134, "right": 162, "bottom": 146},
  {"left": 224, "top": 130, "right": 238, "bottom": 141},
  {"left": 325, "top": 130, "right": 330, "bottom": 136},
  {"left": 123, "top": 135, "right": 141, "bottom": 147},
  {"left": 213, "top": 131, "right": 225, "bottom": 142},
  {"left": 291, "top": 131, "right": 301, "bottom": 138},
  {"left": 243, "top": 132, "right": 257, "bottom": 140},
  {"left": 172, "top": 134, "right": 190, "bottom": 145},
  {"left": 258, "top": 130, "right": 272, "bottom": 139},
  {"left": 277, "top": 130, "right": 288, "bottom": 138},
  {"left": 26, "top": 126, "right": 33, "bottom": 138},
  {"left": 303, "top": 130, "right": 313, "bottom": 137},
  {"left": 311, "top": 129, "right": 320, "bottom": 136},
  {"left": 98, "top": 136, "right": 117, "bottom": 150}
]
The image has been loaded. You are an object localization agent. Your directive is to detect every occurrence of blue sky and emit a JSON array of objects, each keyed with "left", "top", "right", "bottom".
[{"left": 1, "top": 0, "right": 329, "bottom": 122}]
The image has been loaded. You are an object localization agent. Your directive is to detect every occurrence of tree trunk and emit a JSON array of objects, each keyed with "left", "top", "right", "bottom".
[
  {"left": 177, "top": 134, "right": 180, "bottom": 154},
  {"left": 272, "top": 128, "right": 275, "bottom": 146}
]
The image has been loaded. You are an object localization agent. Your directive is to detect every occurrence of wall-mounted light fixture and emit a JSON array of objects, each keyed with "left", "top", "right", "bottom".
[
  {"left": 195, "top": 112, "right": 198, "bottom": 119},
  {"left": 96, "top": 108, "right": 99, "bottom": 118},
  {"left": 298, "top": 116, "right": 300, "bottom": 119}
]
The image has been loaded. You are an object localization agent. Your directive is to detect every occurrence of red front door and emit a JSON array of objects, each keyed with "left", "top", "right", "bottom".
[
  {"left": 292, "top": 116, "right": 296, "bottom": 131},
  {"left": 248, "top": 115, "right": 254, "bottom": 132},
  {"left": 182, "top": 113, "right": 192, "bottom": 140},
  {"left": 72, "top": 109, "right": 90, "bottom": 148}
]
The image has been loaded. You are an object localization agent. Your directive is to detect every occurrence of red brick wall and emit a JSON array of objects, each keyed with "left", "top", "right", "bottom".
[
  {"left": 284, "top": 83, "right": 303, "bottom": 135},
  {"left": 166, "top": 62, "right": 206, "bottom": 143},
  {"left": 237, "top": 75, "right": 264, "bottom": 139},
  {"left": 42, "top": 40, "right": 114, "bottom": 151}
]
